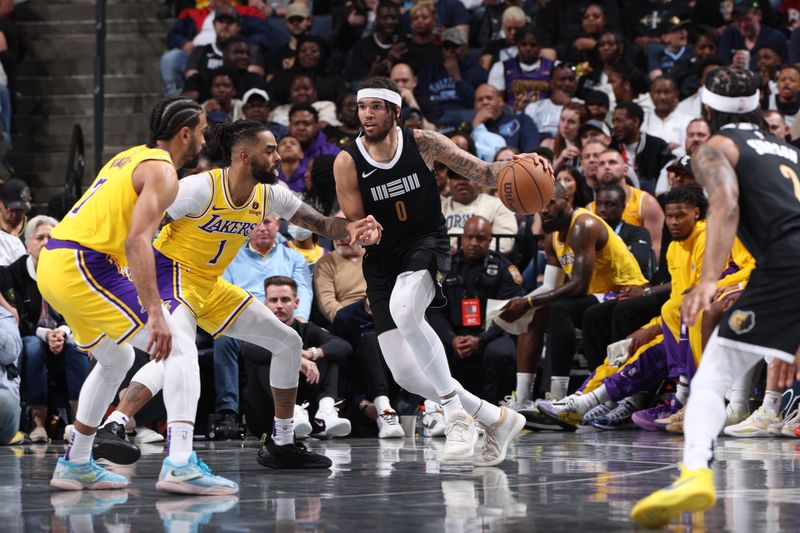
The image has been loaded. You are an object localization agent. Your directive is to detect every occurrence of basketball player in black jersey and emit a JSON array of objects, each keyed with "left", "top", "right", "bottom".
[
  {"left": 632, "top": 68, "right": 800, "bottom": 527},
  {"left": 334, "top": 77, "right": 551, "bottom": 466}
]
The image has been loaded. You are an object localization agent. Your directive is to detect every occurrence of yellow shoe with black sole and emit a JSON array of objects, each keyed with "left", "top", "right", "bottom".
[{"left": 631, "top": 466, "right": 716, "bottom": 528}]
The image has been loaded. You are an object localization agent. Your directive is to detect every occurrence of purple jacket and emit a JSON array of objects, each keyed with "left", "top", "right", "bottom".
[{"left": 278, "top": 160, "right": 311, "bottom": 193}]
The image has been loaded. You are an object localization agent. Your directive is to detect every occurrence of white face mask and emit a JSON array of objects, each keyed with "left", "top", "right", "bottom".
[{"left": 287, "top": 224, "right": 313, "bottom": 241}]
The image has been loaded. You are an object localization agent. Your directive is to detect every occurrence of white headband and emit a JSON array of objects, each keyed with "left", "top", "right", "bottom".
[
  {"left": 357, "top": 88, "right": 402, "bottom": 108},
  {"left": 700, "top": 86, "right": 759, "bottom": 114}
]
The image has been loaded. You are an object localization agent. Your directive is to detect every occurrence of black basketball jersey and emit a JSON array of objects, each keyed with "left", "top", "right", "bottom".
[
  {"left": 717, "top": 125, "right": 800, "bottom": 263},
  {"left": 344, "top": 127, "right": 446, "bottom": 255}
]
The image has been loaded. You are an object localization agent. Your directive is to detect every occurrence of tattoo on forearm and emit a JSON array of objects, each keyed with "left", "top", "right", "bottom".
[
  {"left": 414, "top": 129, "right": 500, "bottom": 187},
  {"left": 291, "top": 203, "right": 349, "bottom": 240}
]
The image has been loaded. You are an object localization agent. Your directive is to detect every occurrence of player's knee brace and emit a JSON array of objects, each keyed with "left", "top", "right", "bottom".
[
  {"left": 269, "top": 330, "right": 302, "bottom": 390},
  {"left": 92, "top": 341, "right": 135, "bottom": 384}
]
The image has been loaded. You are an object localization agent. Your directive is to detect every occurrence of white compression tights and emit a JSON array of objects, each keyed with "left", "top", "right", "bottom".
[
  {"left": 129, "top": 299, "right": 301, "bottom": 406},
  {"left": 683, "top": 328, "right": 781, "bottom": 470}
]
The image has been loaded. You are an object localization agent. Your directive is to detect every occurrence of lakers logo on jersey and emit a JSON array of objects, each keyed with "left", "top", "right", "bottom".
[
  {"left": 559, "top": 252, "right": 575, "bottom": 268},
  {"left": 728, "top": 309, "right": 756, "bottom": 335},
  {"left": 198, "top": 214, "right": 259, "bottom": 236}
]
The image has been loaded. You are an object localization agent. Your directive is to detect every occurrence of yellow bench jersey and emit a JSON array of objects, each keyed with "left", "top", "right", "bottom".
[
  {"left": 552, "top": 207, "right": 648, "bottom": 294},
  {"left": 154, "top": 167, "right": 302, "bottom": 278},
  {"left": 588, "top": 186, "right": 647, "bottom": 227},
  {"left": 51, "top": 145, "right": 174, "bottom": 260}
]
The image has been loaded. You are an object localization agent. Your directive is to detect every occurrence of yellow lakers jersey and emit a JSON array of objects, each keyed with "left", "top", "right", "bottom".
[
  {"left": 588, "top": 186, "right": 646, "bottom": 226},
  {"left": 552, "top": 208, "right": 648, "bottom": 294},
  {"left": 154, "top": 167, "right": 267, "bottom": 278},
  {"left": 51, "top": 145, "right": 174, "bottom": 260}
]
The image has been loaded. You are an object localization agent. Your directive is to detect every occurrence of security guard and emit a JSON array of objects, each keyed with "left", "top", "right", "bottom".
[{"left": 428, "top": 216, "right": 524, "bottom": 405}]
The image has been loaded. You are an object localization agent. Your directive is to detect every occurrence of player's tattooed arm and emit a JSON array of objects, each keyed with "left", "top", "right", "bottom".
[
  {"left": 414, "top": 129, "right": 503, "bottom": 187},
  {"left": 290, "top": 203, "right": 350, "bottom": 240}
]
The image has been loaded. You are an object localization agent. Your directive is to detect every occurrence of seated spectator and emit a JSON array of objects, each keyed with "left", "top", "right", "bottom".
[
  {"left": 268, "top": 36, "right": 347, "bottom": 106},
  {"left": 265, "top": 2, "right": 313, "bottom": 82},
  {"left": 675, "top": 56, "right": 726, "bottom": 119},
  {"left": 499, "top": 181, "right": 647, "bottom": 406},
  {"left": 0, "top": 295, "right": 21, "bottom": 445},
  {"left": 417, "top": 28, "right": 487, "bottom": 127},
  {"left": 577, "top": 118, "right": 612, "bottom": 149},
  {"left": 583, "top": 89, "right": 610, "bottom": 121},
  {"left": 442, "top": 167, "right": 518, "bottom": 255},
  {"left": 721, "top": 1, "right": 788, "bottom": 70},
  {"left": 400, "top": 0, "right": 470, "bottom": 41},
  {"left": 655, "top": 118, "right": 711, "bottom": 195},
  {"left": 647, "top": 18, "right": 692, "bottom": 80},
  {"left": 622, "top": 0, "right": 690, "bottom": 53},
  {"left": 479, "top": 6, "right": 527, "bottom": 71},
  {"left": 643, "top": 76, "right": 693, "bottom": 153},
  {"left": 577, "top": 31, "right": 635, "bottom": 110},
  {"left": 285, "top": 224, "right": 327, "bottom": 270},
  {"left": 1, "top": 216, "right": 89, "bottom": 443},
  {"left": 241, "top": 276, "right": 352, "bottom": 439},
  {"left": 563, "top": 2, "right": 609, "bottom": 65},
  {"left": 766, "top": 65, "right": 800, "bottom": 128},
  {"left": 344, "top": 1, "right": 408, "bottom": 82},
  {"left": 550, "top": 102, "right": 589, "bottom": 168},
  {"left": 390, "top": 63, "right": 440, "bottom": 128},
  {"left": 213, "top": 215, "right": 312, "bottom": 419},
  {"left": 241, "top": 88, "right": 288, "bottom": 139},
  {"left": 0, "top": 178, "right": 29, "bottom": 239},
  {"left": 270, "top": 75, "right": 340, "bottom": 128},
  {"left": 470, "top": 84, "right": 540, "bottom": 153},
  {"left": 611, "top": 101, "right": 673, "bottom": 192},
  {"left": 609, "top": 63, "right": 653, "bottom": 114},
  {"left": 184, "top": 35, "right": 267, "bottom": 103},
  {"left": 525, "top": 63, "right": 580, "bottom": 138},
  {"left": 591, "top": 149, "right": 665, "bottom": 262},
  {"left": 756, "top": 43, "right": 783, "bottom": 105},
  {"left": 287, "top": 104, "right": 341, "bottom": 192},
  {"left": 313, "top": 234, "right": 406, "bottom": 438},
  {"left": 670, "top": 25, "right": 720, "bottom": 99},
  {"left": 324, "top": 93, "right": 361, "bottom": 149},
  {"left": 277, "top": 135, "right": 307, "bottom": 192},
  {"left": 202, "top": 67, "right": 244, "bottom": 123},
  {"left": 405, "top": 2, "right": 443, "bottom": 74},
  {"left": 488, "top": 25, "right": 554, "bottom": 113},
  {"left": 579, "top": 139, "right": 607, "bottom": 191},
  {"left": 554, "top": 164, "right": 593, "bottom": 209},
  {"left": 594, "top": 183, "right": 654, "bottom": 279},
  {"left": 535, "top": 0, "right": 622, "bottom": 51},
  {"left": 764, "top": 109, "right": 790, "bottom": 140},
  {"left": 428, "top": 216, "right": 522, "bottom": 405}
]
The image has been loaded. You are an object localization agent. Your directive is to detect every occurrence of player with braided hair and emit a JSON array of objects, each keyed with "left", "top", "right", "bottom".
[{"left": 83, "top": 119, "right": 380, "bottom": 475}]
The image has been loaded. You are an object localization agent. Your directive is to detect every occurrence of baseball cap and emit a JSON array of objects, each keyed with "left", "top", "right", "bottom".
[
  {"left": 442, "top": 27, "right": 467, "bottom": 47},
  {"left": 578, "top": 119, "right": 612, "bottom": 138},
  {"left": 661, "top": 16, "right": 691, "bottom": 34},
  {"left": 583, "top": 90, "right": 610, "bottom": 108},
  {"left": 0, "top": 178, "right": 31, "bottom": 212},
  {"left": 285, "top": 2, "right": 311, "bottom": 19},
  {"left": 667, "top": 155, "right": 692, "bottom": 174},
  {"left": 733, "top": 1, "right": 761, "bottom": 15},
  {"left": 242, "top": 88, "right": 270, "bottom": 105},
  {"left": 214, "top": 3, "right": 240, "bottom": 23}
]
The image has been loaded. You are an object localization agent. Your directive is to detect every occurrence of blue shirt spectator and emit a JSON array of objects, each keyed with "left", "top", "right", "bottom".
[{"left": 720, "top": 6, "right": 788, "bottom": 69}]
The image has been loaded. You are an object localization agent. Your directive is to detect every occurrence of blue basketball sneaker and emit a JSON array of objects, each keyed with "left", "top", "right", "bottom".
[
  {"left": 50, "top": 457, "right": 130, "bottom": 490},
  {"left": 156, "top": 452, "right": 239, "bottom": 495}
]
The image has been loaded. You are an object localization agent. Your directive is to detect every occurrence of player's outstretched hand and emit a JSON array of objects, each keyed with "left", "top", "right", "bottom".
[
  {"left": 681, "top": 280, "right": 716, "bottom": 326},
  {"left": 513, "top": 151, "right": 554, "bottom": 177},
  {"left": 347, "top": 215, "right": 383, "bottom": 246},
  {"left": 146, "top": 310, "right": 173, "bottom": 362}
]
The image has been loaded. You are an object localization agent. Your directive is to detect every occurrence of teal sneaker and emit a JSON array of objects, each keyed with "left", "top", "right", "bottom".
[
  {"left": 156, "top": 452, "right": 239, "bottom": 495},
  {"left": 50, "top": 457, "right": 129, "bottom": 490}
]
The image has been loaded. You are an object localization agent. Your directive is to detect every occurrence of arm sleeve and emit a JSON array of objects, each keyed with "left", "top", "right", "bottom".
[
  {"left": 267, "top": 183, "right": 302, "bottom": 220},
  {"left": 313, "top": 258, "right": 342, "bottom": 323},
  {"left": 292, "top": 254, "right": 313, "bottom": 320},
  {"left": 306, "top": 322, "right": 352, "bottom": 365},
  {"left": 165, "top": 172, "right": 213, "bottom": 220}
]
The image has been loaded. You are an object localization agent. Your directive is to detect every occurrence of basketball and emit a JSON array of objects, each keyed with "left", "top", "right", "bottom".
[{"left": 497, "top": 158, "right": 554, "bottom": 215}]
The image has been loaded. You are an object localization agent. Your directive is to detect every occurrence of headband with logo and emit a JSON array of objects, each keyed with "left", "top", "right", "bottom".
[
  {"left": 357, "top": 88, "right": 402, "bottom": 108},
  {"left": 700, "top": 86, "right": 759, "bottom": 114}
]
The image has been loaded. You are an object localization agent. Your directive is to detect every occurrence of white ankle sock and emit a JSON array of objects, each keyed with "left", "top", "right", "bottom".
[
  {"left": 424, "top": 399, "right": 441, "bottom": 413},
  {"left": 272, "top": 416, "right": 294, "bottom": 446},
  {"left": 550, "top": 377, "right": 569, "bottom": 400},
  {"left": 676, "top": 378, "right": 690, "bottom": 405},
  {"left": 763, "top": 390, "right": 782, "bottom": 416},
  {"left": 166, "top": 422, "right": 194, "bottom": 465},
  {"left": 515, "top": 373, "right": 535, "bottom": 402},
  {"left": 104, "top": 411, "right": 129, "bottom": 428},
  {"left": 453, "top": 382, "right": 502, "bottom": 426},
  {"left": 574, "top": 389, "right": 605, "bottom": 416},
  {"left": 441, "top": 395, "right": 465, "bottom": 420},
  {"left": 374, "top": 395, "right": 392, "bottom": 413},
  {"left": 318, "top": 397, "right": 335, "bottom": 412},
  {"left": 65, "top": 428, "right": 95, "bottom": 464}
]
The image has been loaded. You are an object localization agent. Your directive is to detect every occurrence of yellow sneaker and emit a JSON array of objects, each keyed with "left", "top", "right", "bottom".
[{"left": 630, "top": 466, "right": 716, "bottom": 528}]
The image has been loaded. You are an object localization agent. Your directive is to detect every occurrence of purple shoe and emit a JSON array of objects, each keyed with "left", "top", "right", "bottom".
[{"left": 632, "top": 397, "right": 683, "bottom": 432}]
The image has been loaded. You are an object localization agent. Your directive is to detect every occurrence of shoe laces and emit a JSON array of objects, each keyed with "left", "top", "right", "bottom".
[{"left": 196, "top": 458, "right": 213, "bottom": 475}]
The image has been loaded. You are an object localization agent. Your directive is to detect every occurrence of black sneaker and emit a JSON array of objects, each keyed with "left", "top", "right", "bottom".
[
  {"left": 256, "top": 436, "right": 332, "bottom": 470},
  {"left": 93, "top": 422, "right": 141, "bottom": 464},
  {"left": 519, "top": 409, "right": 566, "bottom": 432}
]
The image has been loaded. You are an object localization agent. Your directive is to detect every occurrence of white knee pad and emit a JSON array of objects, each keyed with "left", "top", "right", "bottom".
[
  {"left": 130, "top": 360, "right": 165, "bottom": 396},
  {"left": 92, "top": 338, "right": 136, "bottom": 383},
  {"left": 76, "top": 338, "right": 136, "bottom": 427},
  {"left": 388, "top": 270, "right": 434, "bottom": 333}
]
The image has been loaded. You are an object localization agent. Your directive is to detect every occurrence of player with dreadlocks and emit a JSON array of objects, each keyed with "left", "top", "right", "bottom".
[
  {"left": 39, "top": 97, "right": 211, "bottom": 491},
  {"left": 81, "top": 119, "right": 380, "bottom": 483},
  {"left": 631, "top": 67, "right": 800, "bottom": 526}
]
